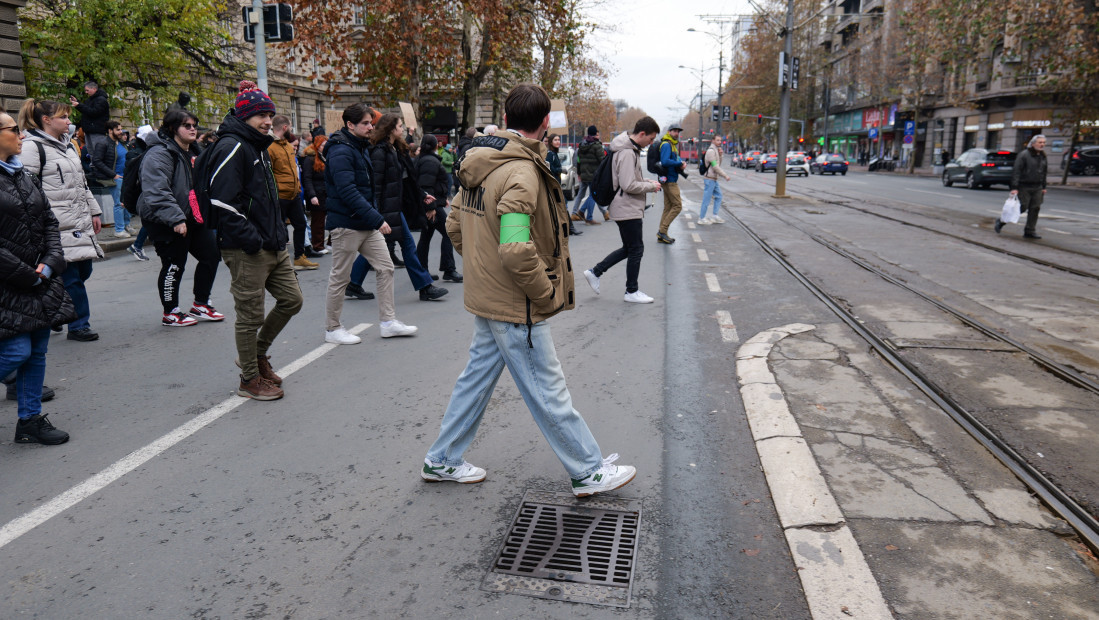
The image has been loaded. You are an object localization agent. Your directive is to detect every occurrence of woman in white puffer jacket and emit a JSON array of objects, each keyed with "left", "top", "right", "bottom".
[{"left": 19, "top": 98, "right": 103, "bottom": 342}]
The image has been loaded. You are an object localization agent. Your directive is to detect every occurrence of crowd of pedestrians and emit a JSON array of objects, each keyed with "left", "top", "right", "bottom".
[{"left": 2, "top": 79, "right": 711, "bottom": 499}]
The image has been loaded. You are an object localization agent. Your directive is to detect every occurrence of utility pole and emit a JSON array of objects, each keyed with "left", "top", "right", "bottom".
[
  {"left": 774, "top": 0, "right": 794, "bottom": 198},
  {"left": 697, "top": 73, "right": 704, "bottom": 150},
  {"left": 252, "top": 0, "right": 269, "bottom": 93}
]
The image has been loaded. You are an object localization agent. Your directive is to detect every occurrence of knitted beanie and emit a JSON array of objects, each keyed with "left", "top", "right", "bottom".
[
  {"left": 587, "top": 125, "right": 598, "bottom": 136},
  {"left": 233, "top": 80, "right": 276, "bottom": 120}
]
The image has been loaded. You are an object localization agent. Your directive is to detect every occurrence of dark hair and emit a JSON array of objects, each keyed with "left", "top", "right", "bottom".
[
  {"left": 632, "top": 116, "right": 660, "bottom": 136},
  {"left": 106, "top": 120, "right": 121, "bottom": 132},
  {"left": 271, "top": 114, "right": 291, "bottom": 129},
  {"left": 161, "top": 108, "right": 200, "bottom": 139},
  {"left": 464, "top": 127, "right": 476, "bottom": 139},
  {"left": 547, "top": 133, "right": 560, "bottom": 153},
  {"left": 370, "top": 113, "right": 405, "bottom": 149},
  {"left": 420, "top": 134, "right": 438, "bottom": 153},
  {"left": 286, "top": 131, "right": 298, "bottom": 144},
  {"left": 17, "top": 98, "right": 71, "bottom": 131},
  {"left": 342, "top": 102, "right": 376, "bottom": 127},
  {"left": 504, "top": 83, "right": 551, "bottom": 133}
]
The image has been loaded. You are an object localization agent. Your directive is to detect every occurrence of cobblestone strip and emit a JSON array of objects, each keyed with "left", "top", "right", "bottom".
[{"left": 736, "top": 323, "right": 894, "bottom": 620}]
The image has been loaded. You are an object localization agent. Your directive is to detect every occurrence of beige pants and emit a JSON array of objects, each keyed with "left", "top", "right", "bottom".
[
  {"left": 659, "top": 182, "right": 682, "bottom": 235},
  {"left": 326, "top": 227, "right": 395, "bottom": 331}
]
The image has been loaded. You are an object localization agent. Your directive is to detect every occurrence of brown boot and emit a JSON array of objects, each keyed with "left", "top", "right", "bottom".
[
  {"left": 570, "top": 212, "right": 584, "bottom": 222},
  {"left": 238, "top": 374, "right": 284, "bottom": 400},
  {"left": 256, "top": 354, "right": 283, "bottom": 386}
]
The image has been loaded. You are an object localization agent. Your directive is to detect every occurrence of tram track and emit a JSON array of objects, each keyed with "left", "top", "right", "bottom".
[{"left": 723, "top": 190, "right": 1099, "bottom": 556}]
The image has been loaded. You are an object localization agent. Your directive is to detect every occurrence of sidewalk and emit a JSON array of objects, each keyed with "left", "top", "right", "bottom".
[{"left": 850, "top": 164, "right": 1099, "bottom": 191}]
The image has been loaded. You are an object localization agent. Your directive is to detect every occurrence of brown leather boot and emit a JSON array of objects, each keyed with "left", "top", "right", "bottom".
[
  {"left": 256, "top": 354, "right": 283, "bottom": 385},
  {"left": 238, "top": 374, "right": 284, "bottom": 400}
]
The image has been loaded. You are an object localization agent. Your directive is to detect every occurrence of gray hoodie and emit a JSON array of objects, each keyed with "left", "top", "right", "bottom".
[
  {"left": 136, "top": 131, "right": 199, "bottom": 227},
  {"left": 607, "top": 132, "right": 659, "bottom": 222}
]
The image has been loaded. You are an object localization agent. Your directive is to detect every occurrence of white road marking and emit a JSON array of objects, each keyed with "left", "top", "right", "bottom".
[
  {"left": 909, "top": 189, "right": 957, "bottom": 198},
  {"left": 705, "top": 273, "right": 721, "bottom": 292},
  {"left": 0, "top": 323, "right": 373, "bottom": 551},
  {"left": 692, "top": 233, "right": 702, "bottom": 243},
  {"left": 1043, "top": 228, "right": 1070, "bottom": 235},
  {"left": 697, "top": 248, "right": 710, "bottom": 262},
  {"left": 687, "top": 221, "right": 697, "bottom": 229},
  {"left": 715, "top": 310, "right": 739, "bottom": 343}
]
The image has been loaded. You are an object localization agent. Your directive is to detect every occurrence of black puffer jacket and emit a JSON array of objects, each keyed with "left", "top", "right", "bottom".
[
  {"left": 75, "top": 90, "right": 110, "bottom": 135},
  {"left": 370, "top": 141, "right": 426, "bottom": 231},
  {"left": 301, "top": 154, "right": 326, "bottom": 210},
  {"left": 0, "top": 165, "right": 76, "bottom": 339},
  {"left": 207, "top": 113, "right": 285, "bottom": 253},
  {"left": 415, "top": 151, "right": 448, "bottom": 205}
]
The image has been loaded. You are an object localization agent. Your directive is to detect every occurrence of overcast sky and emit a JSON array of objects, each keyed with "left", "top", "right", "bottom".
[{"left": 590, "top": 0, "right": 757, "bottom": 129}]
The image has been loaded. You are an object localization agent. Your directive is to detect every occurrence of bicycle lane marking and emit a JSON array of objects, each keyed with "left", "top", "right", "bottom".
[{"left": 0, "top": 322, "right": 373, "bottom": 551}]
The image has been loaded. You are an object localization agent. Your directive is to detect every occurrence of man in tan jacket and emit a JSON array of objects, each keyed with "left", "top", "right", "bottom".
[
  {"left": 582, "top": 117, "right": 662, "bottom": 303},
  {"left": 268, "top": 115, "right": 316, "bottom": 270},
  {"left": 699, "top": 135, "right": 731, "bottom": 225},
  {"left": 421, "top": 83, "right": 636, "bottom": 498}
]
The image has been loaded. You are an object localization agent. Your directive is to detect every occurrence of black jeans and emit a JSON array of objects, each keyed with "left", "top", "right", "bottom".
[
  {"left": 416, "top": 208, "right": 456, "bottom": 273},
  {"left": 148, "top": 221, "right": 221, "bottom": 313},
  {"left": 592, "top": 218, "right": 644, "bottom": 293},
  {"left": 280, "top": 197, "right": 308, "bottom": 258}
]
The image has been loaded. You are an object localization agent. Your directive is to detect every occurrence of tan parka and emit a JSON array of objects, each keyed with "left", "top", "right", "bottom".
[{"left": 447, "top": 130, "right": 575, "bottom": 326}]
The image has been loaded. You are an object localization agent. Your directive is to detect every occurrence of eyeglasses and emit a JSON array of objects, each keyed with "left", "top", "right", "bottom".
[
  {"left": 0, "top": 125, "right": 19, "bottom": 134},
  {"left": 181, "top": 123, "right": 198, "bottom": 130}
]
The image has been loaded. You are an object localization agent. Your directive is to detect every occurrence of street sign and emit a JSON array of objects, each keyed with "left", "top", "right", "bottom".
[
  {"left": 722, "top": 106, "right": 731, "bottom": 121},
  {"left": 902, "top": 134, "right": 914, "bottom": 144},
  {"left": 904, "top": 120, "right": 915, "bottom": 136},
  {"left": 778, "top": 52, "right": 788, "bottom": 87},
  {"left": 869, "top": 127, "right": 878, "bottom": 139},
  {"left": 712, "top": 106, "right": 720, "bottom": 122},
  {"left": 791, "top": 57, "right": 800, "bottom": 91}
]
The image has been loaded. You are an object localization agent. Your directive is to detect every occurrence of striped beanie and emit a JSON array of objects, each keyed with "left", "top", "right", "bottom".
[{"left": 233, "top": 80, "right": 276, "bottom": 120}]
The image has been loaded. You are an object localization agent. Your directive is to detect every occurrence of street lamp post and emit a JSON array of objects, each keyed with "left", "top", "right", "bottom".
[{"left": 774, "top": 0, "right": 794, "bottom": 198}]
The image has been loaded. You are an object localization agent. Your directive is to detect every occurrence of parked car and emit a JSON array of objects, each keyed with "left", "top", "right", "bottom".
[
  {"left": 559, "top": 146, "right": 579, "bottom": 199},
  {"left": 742, "top": 150, "right": 763, "bottom": 169},
  {"left": 810, "top": 153, "right": 849, "bottom": 175},
  {"left": 941, "top": 148, "right": 1016, "bottom": 189},
  {"left": 756, "top": 153, "right": 779, "bottom": 172},
  {"left": 1067, "top": 145, "right": 1099, "bottom": 176},
  {"left": 786, "top": 152, "right": 810, "bottom": 176}
]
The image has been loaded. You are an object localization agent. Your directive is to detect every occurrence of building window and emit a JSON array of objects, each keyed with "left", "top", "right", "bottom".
[{"left": 290, "top": 97, "right": 299, "bottom": 130}]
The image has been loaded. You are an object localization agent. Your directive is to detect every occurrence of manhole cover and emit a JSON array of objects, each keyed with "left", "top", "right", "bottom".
[{"left": 482, "top": 490, "right": 642, "bottom": 608}]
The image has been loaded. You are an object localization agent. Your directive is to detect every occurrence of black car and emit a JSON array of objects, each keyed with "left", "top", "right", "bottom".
[
  {"left": 1067, "top": 146, "right": 1099, "bottom": 176},
  {"left": 942, "top": 148, "right": 1016, "bottom": 189}
]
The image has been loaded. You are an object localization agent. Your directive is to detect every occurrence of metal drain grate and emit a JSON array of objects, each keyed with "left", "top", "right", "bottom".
[{"left": 482, "top": 490, "right": 642, "bottom": 607}]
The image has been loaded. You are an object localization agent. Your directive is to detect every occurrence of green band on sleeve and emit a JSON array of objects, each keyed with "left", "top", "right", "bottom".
[{"left": 500, "top": 212, "right": 531, "bottom": 244}]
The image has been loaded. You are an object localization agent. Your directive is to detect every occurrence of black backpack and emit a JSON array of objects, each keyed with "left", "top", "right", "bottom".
[
  {"left": 698, "top": 153, "right": 710, "bottom": 177},
  {"left": 590, "top": 150, "right": 620, "bottom": 207},
  {"left": 189, "top": 142, "right": 219, "bottom": 228},
  {"left": 646, "top": 139, "right": 668, "bottom": 175},
  {"left": 120, "top": 147, "right": 146, "bottom": 215}
]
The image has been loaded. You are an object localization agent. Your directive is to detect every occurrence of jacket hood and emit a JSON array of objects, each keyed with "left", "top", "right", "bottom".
[
  {"left": 583, "top": 135, "right": 600, "bottom": 144},
  {"left": 217, "top": 112, "right": 273, "bottom": 150},
  {"left": 25, "top": 128, "right": 72, "bottom": 150},
  {"left": 457, "top": 131, "right": 548, "bottom": 188},
  {"left": 609, "top": 132, "right": 638, "bottom": 154},
  {"left": 326, "top": 127, "right": 370, "bottom": 151},
  {"left": 144, "top": 130, "right": 198, "bottom": 159}
]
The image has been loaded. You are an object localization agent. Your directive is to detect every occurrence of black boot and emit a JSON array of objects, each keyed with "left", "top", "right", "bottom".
[
  {"left": 6, "top": 381, "right": 55, "bottom": 402},
  {"left": 569, "top": 222, "right": 583, "bottom": 236},
  {"left": 344, "top": 283, "right": 375, "bottom": 300},
  {"left": 419, "top": 284, "right": 449, "bottom": 301}
]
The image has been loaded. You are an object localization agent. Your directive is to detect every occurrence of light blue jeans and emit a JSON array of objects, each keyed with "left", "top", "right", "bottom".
[
  {"left": 701, "top": 178, "right": 723, "bottom": 219},
  {"left": 426, "top": 316, "right": 604, "bottom": 479},
  {"left": 111, "top": 182, "right": 131, "bottom": 233}
]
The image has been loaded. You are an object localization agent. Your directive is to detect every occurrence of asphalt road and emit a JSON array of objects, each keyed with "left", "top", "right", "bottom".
[{"left": 0, "top": 205, "right": 823, "bottom": 618}]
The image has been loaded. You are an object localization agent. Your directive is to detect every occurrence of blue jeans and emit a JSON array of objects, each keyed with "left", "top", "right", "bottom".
[
  {"left": 62, "top": 259, "right": 93, "bottom": 330},
  {"left": 111, "top": 182, "right": 131, "bottom": 233},
  {"left": 0, "top": 328, "right": 50, "bottom": 419},
  {"left": 132, "top": 225, "right": 149, "bottom": 250},
  {"left": 426, "top": 316, "right": 603, "bottom": 479},
  {"left": 351, "top": 214, "right": 433, "bottom": 291},
  {"left": 701, "top": 179, "right": 723, "bottom": 218}
]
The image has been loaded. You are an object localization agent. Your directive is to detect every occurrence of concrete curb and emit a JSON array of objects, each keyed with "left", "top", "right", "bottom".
[{"left": 736, "top": 323, "right": 894, "bottom": 620}]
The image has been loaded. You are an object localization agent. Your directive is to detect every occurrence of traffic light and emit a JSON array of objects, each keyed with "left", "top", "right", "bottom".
[
  {"left": 757, "top": 114, "right": 763, "bottom": 124},
  {"left": 733, "top": 111, "right": 737, "bottom": 122},
  {"left": 244, "top": 3, "right": 295, "bottom": 43},
  {"left": 798, "top": 137, "right": 804, "bottom": 145}
]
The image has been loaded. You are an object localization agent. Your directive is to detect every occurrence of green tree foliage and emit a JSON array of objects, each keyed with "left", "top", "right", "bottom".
[{"left": 19, "top": 0, "right": 239, "bottom": 125}]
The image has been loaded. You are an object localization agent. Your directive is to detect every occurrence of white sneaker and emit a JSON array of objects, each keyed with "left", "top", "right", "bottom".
[
  {"left": 113, "top": 230, "right": 132, "bottom": 239},
  {"left": 711, "top": 215, "right": 726, "bottom": 224},
  {"left": 380, "top": 319, "right": 418, "bottom": 338},
  {"left": 571, "top": 454, "right": 636, "bottom": 497},
  {"left": 583, "top": 269, "right": 600, "bottom": 295},
  {"left": 325, "top": 327, "right": 362, "bottom": 345},
  {"left": 421, "top": 458, "right": 486, "bottom": 483},
  {"left": 624, "top": 291, "right": 654, "bottom": 304},
  {"left": 697, "top": 217, "right": 712, "bottom": 225}
]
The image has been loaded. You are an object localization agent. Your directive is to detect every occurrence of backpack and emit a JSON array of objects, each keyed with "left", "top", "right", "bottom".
[
  {"left": 646, "top": 139, "right": 669, "bottom": 176},
  {"left": 189, "top": 142, "right": 219, "bottom": 228},
  {"left": 120, "top": 147, "right": 146, "bottom": 215},
  {"left": 698, "top": 152, "right": 710, "bottom": 177},
  {"left": 590, "top": 150, "right": 619, "bottom": 207}
]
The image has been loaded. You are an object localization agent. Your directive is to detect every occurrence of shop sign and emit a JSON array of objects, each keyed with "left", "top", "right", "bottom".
[
  {"left": 987, "top": 123, "right": 1005, "bottom": 130},
  {"left": 1011, "top": 119, "right": 1050, "bottom": 128}
]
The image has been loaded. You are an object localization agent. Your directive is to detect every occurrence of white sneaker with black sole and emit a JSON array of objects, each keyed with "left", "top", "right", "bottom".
[
  {"left": 421, "top": 458, "right": 486, "bottom": 483},
  {"left": 583, "top": 269, "right": 600, "bottom": 295},
  {"left": 571, "top": 454, "right": 636, "bottom": 497}
]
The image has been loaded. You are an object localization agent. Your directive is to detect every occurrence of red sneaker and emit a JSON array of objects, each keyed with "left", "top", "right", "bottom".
[
  {"left": 163, "top": 311, "right": 198, "bottom": 327},
  {"left": 189, "top": 303, "right": 225, "bottom": 322}
]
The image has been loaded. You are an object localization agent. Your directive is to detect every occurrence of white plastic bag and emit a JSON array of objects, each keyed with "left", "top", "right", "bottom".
[{"left": 1001, "top": 195, "right": 1021, "bottom": 224}]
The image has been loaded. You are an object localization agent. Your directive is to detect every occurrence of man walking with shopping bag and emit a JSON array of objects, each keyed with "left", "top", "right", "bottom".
[{"left": 995, "top": 135, "right": 1047, "bottom": 239}]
